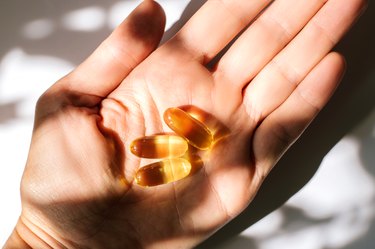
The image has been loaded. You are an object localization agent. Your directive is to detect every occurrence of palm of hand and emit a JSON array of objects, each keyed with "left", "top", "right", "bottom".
[
  {"left": 22, "top": 51, "right": 255, "bottom": 249},
  {"left": 107, "top": 47, "right": 259, "bottom": 233},
  {"left": 18, "top": 0, "right": 365, "bottom": 248}
]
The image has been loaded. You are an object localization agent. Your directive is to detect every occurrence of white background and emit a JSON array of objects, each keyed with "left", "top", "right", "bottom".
[{"left": 0, "top": 1, "right": 374, "bottom": 248}]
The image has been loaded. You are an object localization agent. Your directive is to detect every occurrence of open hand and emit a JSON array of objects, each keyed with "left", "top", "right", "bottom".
[{"left": 6, "top": 0, "right": 366, "bottom": 248}]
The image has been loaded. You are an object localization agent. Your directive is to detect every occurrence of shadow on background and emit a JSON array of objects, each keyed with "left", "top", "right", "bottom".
[
  {"left": 0, "top": 0, "right": 118, "bottom": 64},
  {"left": 0, "top": 0, "right": 121, "bottom": 124},
  {"left": 358, "top": 110, "right": 375, "bottom": 181},
  {"left": 339, "top": 108, "right": 375, "bottom": 249}
]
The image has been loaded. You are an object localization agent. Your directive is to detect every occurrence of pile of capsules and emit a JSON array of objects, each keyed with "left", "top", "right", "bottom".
[{"left": 130, "top": 107, "right": 214, "bottom": 187}]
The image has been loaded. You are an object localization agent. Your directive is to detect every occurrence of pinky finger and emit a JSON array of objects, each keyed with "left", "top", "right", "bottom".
[{"left": 253, "top": 52, "right": 346, "bottom": 176}]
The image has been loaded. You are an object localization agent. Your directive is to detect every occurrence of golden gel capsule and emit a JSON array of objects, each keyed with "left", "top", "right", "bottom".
[
  {"left": 135, "top": 158, "right": 191, "bottom": 187},
  {"left": 130, "top": 135, "right": 188, "bottom": 159},
  {"left": 164, "top": 107, "right": 213, "bottom": 150}
]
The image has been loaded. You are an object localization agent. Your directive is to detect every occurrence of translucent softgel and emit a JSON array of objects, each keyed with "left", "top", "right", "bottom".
[
  {"left": 130, "top": 135, "right": 188, "bottom": 159},
  {"left": 135, "top": 158, "right": 192, "bottom": 187},
  {"left": 164, "top": 107, "right": 213, "bottom": 150}
]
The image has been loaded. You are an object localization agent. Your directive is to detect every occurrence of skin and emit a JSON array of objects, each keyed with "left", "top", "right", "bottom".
[{"left": 4, "top": 0, "right": 367, "bottom": 248}]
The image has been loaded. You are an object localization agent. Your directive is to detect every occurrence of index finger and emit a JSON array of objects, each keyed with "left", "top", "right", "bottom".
[{"left": 165, "top": 0, "right": 272, "bottom": 63}]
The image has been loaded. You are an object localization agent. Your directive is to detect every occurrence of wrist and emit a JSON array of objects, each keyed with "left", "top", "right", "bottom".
[
  {"left": 4, "top": 219, "right": 32, "bottom": 249},
  {"left": 4, "top": 216, "right": 63, "bottom": 249},
  {"left": 3, "top": 226, "right": 31, "bottom": 249}
]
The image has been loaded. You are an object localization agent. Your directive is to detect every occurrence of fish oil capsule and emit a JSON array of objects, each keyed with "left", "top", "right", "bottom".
[
  {"left": 135, "top": 158, "right": 191, "bottom": 187},
  {"left": 164, "top": 107, "right": 213, "bottom": 150},
  {"left": 181, "top": 105, "right": 230, "bottom": 142},
  {"left": 130, "top": 135, "right": 188, "bottom": 159}
]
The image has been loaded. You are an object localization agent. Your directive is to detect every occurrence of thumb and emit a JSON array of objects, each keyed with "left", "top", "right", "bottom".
[{"left": 50, "top": 0, "right": 166, "bottom": 102}]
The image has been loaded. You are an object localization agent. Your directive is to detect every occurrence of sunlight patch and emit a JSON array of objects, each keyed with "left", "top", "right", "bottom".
[{"left": 62, "top": 6, "right": 106, "bottom": 32}]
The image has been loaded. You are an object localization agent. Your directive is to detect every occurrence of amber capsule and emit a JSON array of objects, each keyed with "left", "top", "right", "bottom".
[
  {"left": 135, "top": 158, "right": 192, "bottom": 187},
  {"left": 164, "top": 107, "right": 213, "bottom": 150},
  {"left": 130, "top": 135, "right": 188, "bottom": 159}
]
